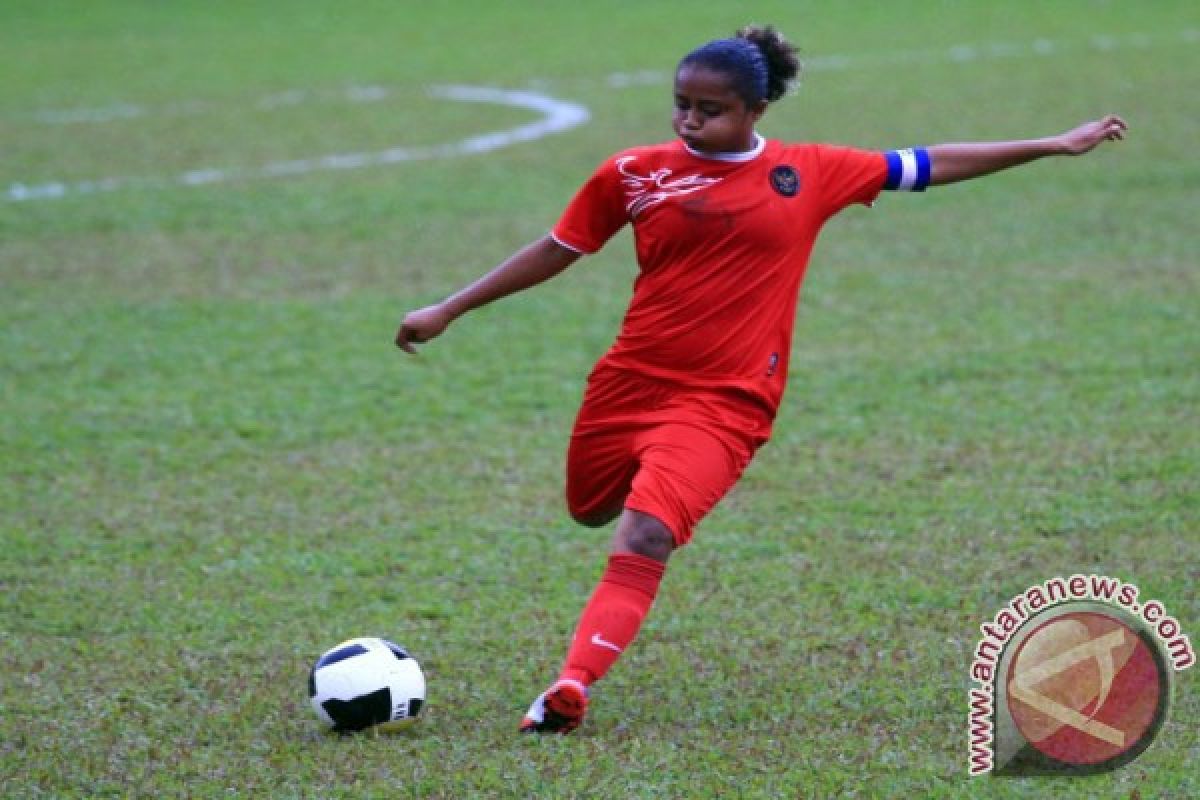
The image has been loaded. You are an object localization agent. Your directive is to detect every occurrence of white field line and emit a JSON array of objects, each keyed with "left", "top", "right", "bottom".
[
  {"left": 604, "top": 28, "right": 1199, "bottom": 88},
  {"left": 22, "top": 85, "right": 399, "bottom": 125},
  {"left": 6, "top": 28, "right": 1195, "bottom": 202},
  {"left": 6, "top": 86, "right": 589, "bottom": 201}
]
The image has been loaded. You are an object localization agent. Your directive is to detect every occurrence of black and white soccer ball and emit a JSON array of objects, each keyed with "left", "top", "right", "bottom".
[{"left": 308, "top": 637, "right": 426, "bottom": 732}]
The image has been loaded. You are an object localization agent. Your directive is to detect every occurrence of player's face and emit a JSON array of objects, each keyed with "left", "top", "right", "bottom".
[{"left": 672, "top": 65, "right": 765, "bottom": 154}]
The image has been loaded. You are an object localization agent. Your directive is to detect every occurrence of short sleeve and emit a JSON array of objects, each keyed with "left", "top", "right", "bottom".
[
  {"left": 551, "top": 156, "right": 630, "bottom": 254},
  {"left": 814, "top": 145, "right": 889, "bottom": 218}
]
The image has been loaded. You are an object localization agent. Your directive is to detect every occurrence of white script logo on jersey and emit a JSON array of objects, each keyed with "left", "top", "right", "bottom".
[{"left": 616, "top": 156, "right": 723, "bottom": 218}]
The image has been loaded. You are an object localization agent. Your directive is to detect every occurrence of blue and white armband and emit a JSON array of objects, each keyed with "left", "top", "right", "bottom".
[{"left": 883, "top": 147, "right": 931, "bottom": 191}]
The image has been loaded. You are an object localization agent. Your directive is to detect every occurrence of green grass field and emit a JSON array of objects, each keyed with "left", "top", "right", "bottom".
[{"left": 3, "top": 1, "right": 1197, "bottom": 797}]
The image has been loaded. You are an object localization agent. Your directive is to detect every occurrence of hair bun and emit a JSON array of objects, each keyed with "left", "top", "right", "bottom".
[{"left": 737, "top": 25, "right": 800, "bottom": 103}]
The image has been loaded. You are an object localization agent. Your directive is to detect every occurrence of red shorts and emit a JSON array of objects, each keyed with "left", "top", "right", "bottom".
[{"left": 565, "top": 364, "right": 773, "bottom": 546}]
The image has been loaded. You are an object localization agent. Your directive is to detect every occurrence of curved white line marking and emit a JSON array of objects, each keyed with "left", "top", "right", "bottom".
[
  {"left": 6, "top": 85, "right": 590, "bottom": 202},
  {"left": 10, "top": 28, "right": 1192, "bottom": 203}
]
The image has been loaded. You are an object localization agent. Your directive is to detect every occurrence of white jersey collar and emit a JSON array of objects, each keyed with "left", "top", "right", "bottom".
[{"left": 683, "top": 132, "right": 766, "bottom": 162}]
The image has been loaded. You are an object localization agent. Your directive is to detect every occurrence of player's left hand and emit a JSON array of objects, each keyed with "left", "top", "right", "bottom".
[{"left": 1057, "top": 115, "right": 1128, "bottom": 155}]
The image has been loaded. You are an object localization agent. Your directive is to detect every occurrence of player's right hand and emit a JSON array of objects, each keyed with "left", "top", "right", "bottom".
[{"left": 395, "top": 303, "right": 453, "bottom": 354}]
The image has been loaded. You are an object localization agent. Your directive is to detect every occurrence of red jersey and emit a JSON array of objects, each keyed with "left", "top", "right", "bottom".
[{"left": 552, "top": 136, "right": 889, "bottom": 415}]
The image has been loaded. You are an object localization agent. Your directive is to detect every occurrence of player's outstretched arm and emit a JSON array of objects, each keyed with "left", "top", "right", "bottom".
[
  {"left": 928, "top": 115, "right": 1127, "bottom": 186},
  {"left": 396, "top": 235, "right": 580, "bottom": 354}
]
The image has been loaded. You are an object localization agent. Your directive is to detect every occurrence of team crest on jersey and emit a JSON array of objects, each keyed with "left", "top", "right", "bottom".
[{"left": 769, "top": 165, "right": 800, "bottom": 197}]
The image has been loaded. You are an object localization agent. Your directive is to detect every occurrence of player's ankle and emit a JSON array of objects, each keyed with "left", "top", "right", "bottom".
[{"left": 559, "top": 668, "right": 593, "bottom": 687}]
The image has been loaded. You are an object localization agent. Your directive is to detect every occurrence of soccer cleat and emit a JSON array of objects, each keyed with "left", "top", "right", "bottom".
[{"left": 519, "top": 679, "right": 589, "bottom": 734}]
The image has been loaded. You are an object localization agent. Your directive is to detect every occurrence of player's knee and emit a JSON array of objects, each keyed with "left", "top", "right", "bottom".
[{"left": 617, "top": 511, "right": 675, "bottom": 561}]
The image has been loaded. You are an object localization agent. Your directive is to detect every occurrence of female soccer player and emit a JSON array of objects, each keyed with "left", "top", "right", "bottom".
[{"left": 395, "top": 26, "right": 1126, "bottom": 734}]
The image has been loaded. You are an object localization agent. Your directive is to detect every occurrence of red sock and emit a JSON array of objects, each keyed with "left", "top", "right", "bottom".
[{"left": 559, "top": 553, "right": 666, "bottom": 687}]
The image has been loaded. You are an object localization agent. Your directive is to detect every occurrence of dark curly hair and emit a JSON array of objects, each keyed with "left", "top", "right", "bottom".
[
  {"left": 737, "top": 25, "right": 800, "bottom": 103},
  {"left": 679, "top": 25, "right": 801, "bottom": 106}
]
